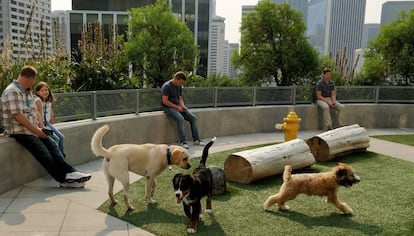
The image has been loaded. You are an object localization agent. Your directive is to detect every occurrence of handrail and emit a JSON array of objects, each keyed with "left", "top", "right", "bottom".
[{"left": 46, "top": 86, "right": 413, "bottom": 122}]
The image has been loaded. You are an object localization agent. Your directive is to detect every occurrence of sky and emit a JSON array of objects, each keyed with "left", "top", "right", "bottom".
[{"left": 51, "top": 0, "right": 411, "bottom": 44}]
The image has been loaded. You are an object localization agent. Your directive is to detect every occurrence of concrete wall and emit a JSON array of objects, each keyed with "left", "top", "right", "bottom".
[{"left": 1, "top": 104, "right": 413, "bottom": 194}]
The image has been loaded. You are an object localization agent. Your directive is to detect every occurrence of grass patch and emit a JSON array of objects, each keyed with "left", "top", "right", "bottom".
[
  {"left": 98, "top": 146, "right": 414, "bottom": 235},
  {"left": 372, "top": 134, "right": 414, "bottom": 147}
]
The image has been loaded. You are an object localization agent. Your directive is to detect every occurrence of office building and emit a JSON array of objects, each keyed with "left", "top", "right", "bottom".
[
  {"left": 67, "top": 0, "right": 213, "bottom": 77},
  {"left": 227, "top": 43, "right": 239, "bottom": 77},
  {"left": 242, "top": 5, "right": 256, "bottom": 18},
  {"left": 381, "top": 1, "right": 414, "bottom": 26},
  {"left": 270, "top": 0, "right": 309, "bottom": 20},
  {"left": 0, "top": 0, "right": 52, "bottom": 59},
  {"left": 52, "top": 10, "right": 128, "bottom": 59},
  {"left": 208, "top": 15, "right": 225, "bottom": 76},
  {"left": 361, "top": 23, "right": 380, "bottom": 48},
  {"left": 307, "top": 0, "right": 365, "bottom": 70}
]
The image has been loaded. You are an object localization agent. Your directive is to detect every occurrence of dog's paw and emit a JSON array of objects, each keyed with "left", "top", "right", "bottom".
[
  {"left": 148, "top": 198, "right": 157, "bottom": 204},
  {"left": 342, "top": 208, "right": 353, "bottom": 215},
  {"left": 205, "top": 209, "right": 212, "bottom": 214},
  {"left": 264, "top": 207, "right": 272, "bottom": 212},
  {"left": 279, "top": 205, "right": 290, "bottom": 211},
  {"left": 187, "top": 228, "right": 196, "bottom": 233}
]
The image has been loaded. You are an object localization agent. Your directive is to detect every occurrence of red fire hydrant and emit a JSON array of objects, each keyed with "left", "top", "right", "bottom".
[{"left": 275, "top": 111, "right": 301, "bottom": 141}]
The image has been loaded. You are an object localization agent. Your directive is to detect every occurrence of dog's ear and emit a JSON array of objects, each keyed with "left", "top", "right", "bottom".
[
  {"left": 336, "top": 168, "right": 347, "bottom": 178},
  {"left": 171, "top": 149, "right": 185, "bottom": 163},
  {"left": 173, "top": 173, "right": 183, "bottom": 179},
  {"left": 172, "top": 173, "right": 183, "bottom": 185}
]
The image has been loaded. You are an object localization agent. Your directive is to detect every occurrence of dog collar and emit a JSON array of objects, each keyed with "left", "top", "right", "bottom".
[{"left": 167, "top": 145, "right": 173, "bottom": 165}]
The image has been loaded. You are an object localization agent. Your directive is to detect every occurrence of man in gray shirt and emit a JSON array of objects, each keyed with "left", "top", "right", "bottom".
[
  {"left": 315, "top": 68, "right": 345, "bottom": 130},
  {"left": 161, "top": 71, "right": 204, "bottom": 149}
]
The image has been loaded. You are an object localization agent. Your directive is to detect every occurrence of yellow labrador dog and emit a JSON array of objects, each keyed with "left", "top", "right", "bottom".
[{"left": 91, "top": 124, "right": 191, "bottom": 211}]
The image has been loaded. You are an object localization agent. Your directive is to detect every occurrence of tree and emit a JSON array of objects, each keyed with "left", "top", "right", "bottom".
[
  {"left": 125, "top": 0, "right": 198, "bottom": 88},
  {"left": 361, "top": 9, "right": 414, "bottom": 85},
  {"left": 234, "top": 0, "right": 319, "bottom": 86}
]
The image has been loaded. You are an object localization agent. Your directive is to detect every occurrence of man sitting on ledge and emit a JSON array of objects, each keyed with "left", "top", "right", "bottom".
[
  {"left": 1, "top": 65, "right": 91, "bottom": 188},
  {"left": 161, "top": 71, "right": 204, "bottom": 149},
  {"left": 315, "top": 68, "right": 345, "bottom": 130}
]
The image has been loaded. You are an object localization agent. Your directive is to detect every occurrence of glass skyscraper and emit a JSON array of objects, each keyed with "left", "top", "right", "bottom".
[
  {"left": 69, "top": 0, "right": 212, "bottom": 77},
  {"left": 307, "top": 0, "right": 366, "bottom": 70}
]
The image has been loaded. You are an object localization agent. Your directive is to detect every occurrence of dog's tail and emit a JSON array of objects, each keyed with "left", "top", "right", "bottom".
[
  {"left": 283, "top": 165, "right": 293, "bottom": 182},
  {"left": 199, "top": 137, "right": 216, "bottom": 167},
  {"left": 91, "top": 124, "right": 111, "bottom": 158}
]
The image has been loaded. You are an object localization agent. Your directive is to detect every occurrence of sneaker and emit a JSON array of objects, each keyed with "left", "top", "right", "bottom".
[
  {"left": 180, "top": 141, "right": 189, "bottom": 149},
  {"left": 193, "top": 139, "right": 205, "bottom": 146},
  {"left": 65, "top": 172, "right": 91, "bottom": 183},
  {"left": 59, "top": 182, "right": 85, "bottom": 188}
]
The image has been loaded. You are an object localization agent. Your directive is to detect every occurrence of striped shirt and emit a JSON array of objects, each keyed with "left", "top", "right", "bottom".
[{"left": 1, "top": 81, "right": 39, "bottom": 136}]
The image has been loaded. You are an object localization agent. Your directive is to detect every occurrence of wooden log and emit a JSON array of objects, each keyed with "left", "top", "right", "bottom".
[
  {"left": 306, "top": 124, "right": 370, "bottom": 162},
  {"left": 224, "top": 139, "right": 315, "bottom": 184}
]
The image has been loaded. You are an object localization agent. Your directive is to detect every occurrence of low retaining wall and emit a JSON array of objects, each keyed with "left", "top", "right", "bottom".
[{"left": 1, "top": 104, "right": 413, "bottom": 194}]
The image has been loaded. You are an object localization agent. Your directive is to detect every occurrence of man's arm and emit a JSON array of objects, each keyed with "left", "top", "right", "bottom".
[
  {"left": 162, "top": 95, "right": 178, "bottom": 109},
  {"left": 316, "top": 90, "right": 334, "bottom": 107},
  {"left": 14, "top": 113, "right": 47, "bottom": 138},
  {"left": 316, "top": 91, "right": 327, "bottom": 103},
  {"left": 331, "top": 90, "right": 337, "bottom": 105},
  {"left": 178, "top": 96, "right": 187, "bottom": 110}
]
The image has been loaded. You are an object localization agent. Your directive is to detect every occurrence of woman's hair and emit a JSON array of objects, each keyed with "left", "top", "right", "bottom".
[{"left": 35, "top": 82, "right": 54, "bottom": 103}]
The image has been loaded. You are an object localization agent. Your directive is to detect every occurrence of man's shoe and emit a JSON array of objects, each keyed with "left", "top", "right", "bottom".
[
  {"left": 65, "top": 172, "right": 91, "bottom": 183},
  {"left": 193, "top": 139, "right": 205, "bottom": 146},
  {"left": 59, "top": 182, "right": 85, "bottom": 188},
  {"left": 180, "top": 141, "right": 189, "bottom": 149}
]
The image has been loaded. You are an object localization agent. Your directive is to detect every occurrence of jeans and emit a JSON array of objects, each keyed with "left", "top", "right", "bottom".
[
  {"left": 11, "top": 134, "right": 75, "bottom": 183},
  {"left": 163, "top": 108, "right": 200, "bottom": 143},
  {"left": 45, "top": 122, "right": 65, "bottom": 154}
]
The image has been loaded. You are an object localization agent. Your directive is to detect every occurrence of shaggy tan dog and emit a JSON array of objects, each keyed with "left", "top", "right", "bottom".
[{"left": 263, "top": 163, "right": 360, "bottom": 214}]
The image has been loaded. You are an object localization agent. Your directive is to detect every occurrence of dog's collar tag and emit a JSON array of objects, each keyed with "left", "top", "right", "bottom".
[{"left": 167, "top": 145, "right": 173, "bottom": 165}]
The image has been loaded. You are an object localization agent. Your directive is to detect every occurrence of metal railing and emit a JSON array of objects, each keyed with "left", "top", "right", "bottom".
[{"left": 53, "top": 86, "right": 414, "bottom": 122}]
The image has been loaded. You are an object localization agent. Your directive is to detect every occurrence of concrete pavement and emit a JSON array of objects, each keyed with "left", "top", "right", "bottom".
[{"left": 0, "top": 128, "right": 413, "bottom": 235}]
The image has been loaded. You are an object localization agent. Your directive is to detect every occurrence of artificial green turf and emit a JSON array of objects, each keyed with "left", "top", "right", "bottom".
[
  {"left": 98, "top": 146, "right": 414, "bottom": 236},
  {"left": 372, "top": 134, "right": 414, "bottom": 147}
]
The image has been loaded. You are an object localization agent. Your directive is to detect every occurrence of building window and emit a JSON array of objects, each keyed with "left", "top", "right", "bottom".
[{"left": 87, "top": 14, "right": 99, "bottom": 23}]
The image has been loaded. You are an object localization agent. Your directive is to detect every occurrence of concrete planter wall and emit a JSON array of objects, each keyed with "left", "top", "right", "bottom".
[{"left": 1, "top": 104, "right": 413, "bottom": 194}]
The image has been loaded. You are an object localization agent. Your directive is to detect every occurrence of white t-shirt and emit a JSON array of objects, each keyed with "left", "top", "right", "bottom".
[{"left": 34, "top": 96, "right": 52, "bottom": 123}]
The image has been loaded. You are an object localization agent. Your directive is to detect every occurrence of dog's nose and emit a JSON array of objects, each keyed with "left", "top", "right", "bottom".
[
  {"left": 175, "top": 193, "right": 181, "bottom": 198},
  {"left": 187, "top": 164, "right": 191, "bottom": 169}
]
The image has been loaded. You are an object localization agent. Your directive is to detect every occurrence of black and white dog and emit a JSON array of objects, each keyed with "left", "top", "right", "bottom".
[{"left": 173, "top": 137, "right": 216, "bottom": 233}]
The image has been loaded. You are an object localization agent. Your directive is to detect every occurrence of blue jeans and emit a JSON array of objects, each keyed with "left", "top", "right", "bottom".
[
  {"left": 45, "top": 122, "right": 65, "bottom": 154},
  {"left": 163, "top": 108, "right": 200, "bottom": 143},
  {"left": 11, "top": 134, "right": 75, "bottom": 183}
]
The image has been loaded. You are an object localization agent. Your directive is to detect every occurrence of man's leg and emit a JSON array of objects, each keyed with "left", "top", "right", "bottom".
[
  {"left": 163, "top": 108, "right": 186, "bottom": 143},
  {"left": 332, "top": 101, "right": 345, "bottom": 127},
  {"left": 181, "top": 110, "right": 200, "bottom": 141},
  {"left": 316, "top": 99, "right": 332, "bottom": 130},
  {"left": 12, "top": 134, "right": 75, "bottom": 183}
]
